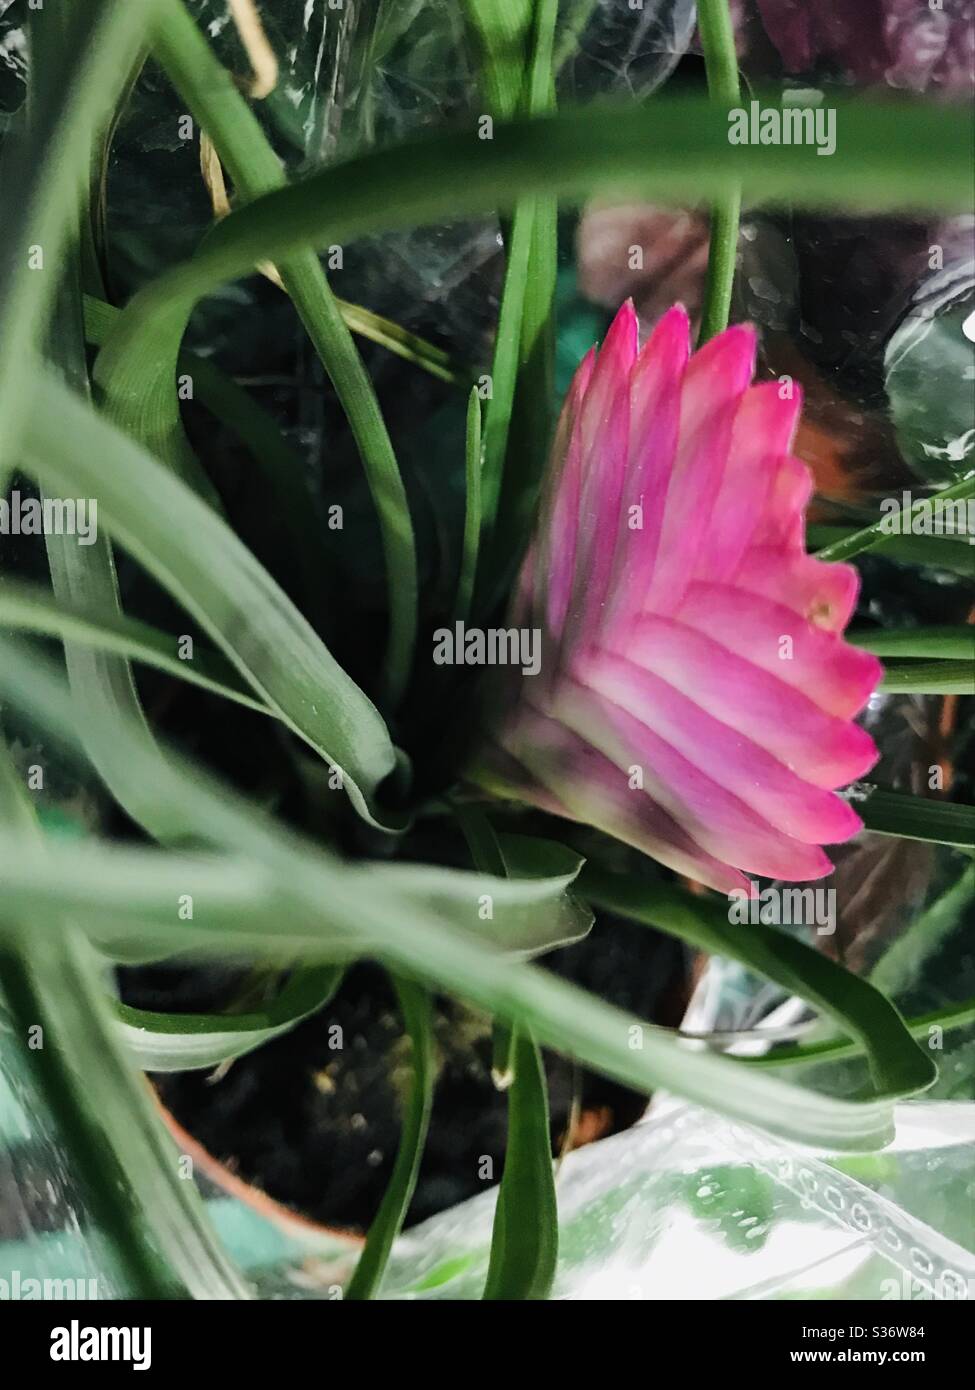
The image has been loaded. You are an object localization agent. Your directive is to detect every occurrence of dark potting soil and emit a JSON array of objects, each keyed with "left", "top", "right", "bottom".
[{"left": 125, "top": 916, "right": 688, "bottom": 1232}]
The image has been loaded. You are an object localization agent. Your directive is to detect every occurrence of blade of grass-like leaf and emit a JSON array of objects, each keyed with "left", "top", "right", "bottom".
[
  {"left": 0, "top": 936, "right": 253, "bottom": 1299},
  {"left": 141, "top": 0, "right": 417, "bottom": 705},
  {"left": 465, "top": 0, "right": 558, "bottom": 550},
  {"left": 879, "top": 660, "right": 975, "bottom": 694},
  {"left": 117, "top": 965, "right": 344, "bottom": 1072},
  {"left": 345, "top": 976, "right": 434, "bottom": 1300},
  {"left": 334, "top": 297, "right": 464, "bottom": 385},
  {"left": 452, "top": 799, "right": 558, "bottom": 1298},
  {"left": 0, "top": 739, "right": 250, "bottom": 1299},
  {"left": 0, "top": 578, "right": 269, "bottom": 715},
  {"left": 0, "top": 831, "right": 591, "bottom": 963},
  {"left": 347, "top": 837, "right": 594, "bottom": 956},
  {"left": 462, "top": 0, "right": 533, "bottom": 116},
  {"left": 489, "top": 3, "right": 560, "bottom": 594},
  {"left": 453, "top": 801, "right": 519, "bottom": 1089},
  {"left": 1, "top": 850, "right": 894, "bottom": 1153},
  {"left": 453, "top": 799, "right": 507, "bottom": 876},
  {"left": 455, "top": 388, "right": 483, "bottom": 623},
  {"left": 482, "top": 1028, "right": 558, "bottom": 1300},
  {"left": 868, "top": 864, "right": 975, "bottom": 1001},
  {"left": 820, "top": 528, "right": 975, "bottom": 573},
  {"left": 855, "top": 788, "right": 975, "bottom": 848},
  {"left": 849, "top": 626, "right": 974, "bottom": 659},
  {"left": 84, "top": 292, "right": 329, "bottom": 604},
  {"left": 156, "top": 94, "right": 974, "bottom": 305},
  {"left": 0, "top": 0, "right": 157, "bottom": 481},
  {"left": 21, "top": 371, "right": 402, "bottom": 830},
  {"left": 739, "top": 997, "right": 975, "bottom": 1071},
  {"left": 809, "top": 525, "right": 975, "bottom": 574},
  {"left": 479, "top": 198, "right": 537, "bottom": 527},
  {"left": 696, "top": 0, "right": 741, "bottom": 345},
  {"left": 553, "top": 0, "right": 600, "bottom": 72},
  {"left": 454, "top": 798, "right": 525, "bottom": 1078},
  {"left": 0, "top": 638, "right": 911, "bottom": 1150},
  {"left": 39, "top": 128, "right": 198, "bottom": 843},
  {"left": 812, "top": 474, "right": 975, "bottom": 562},
  {"left": 578, "top": 865, "right": 935, "bottom": 1096}
]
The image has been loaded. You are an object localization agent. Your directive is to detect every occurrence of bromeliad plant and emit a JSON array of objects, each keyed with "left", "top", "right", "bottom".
[{"left": 0, "top": 0, "right": 972, "bottom": 1301}]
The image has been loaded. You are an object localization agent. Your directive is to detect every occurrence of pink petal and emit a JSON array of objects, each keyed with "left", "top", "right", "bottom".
[
  {"left": 699, "top": 383, "right": 803, "bottom": 583},
  {"left": 569, "top": 304, "right": 637, "bottom": 641},
  {"left": 575, "top": 647, "right": 863, "bottom": 844},
  {"left": 606, "top": 305, "right": 689, "bottom": 631},
  {"left": 644, "top": 325, "right": 757, "bottom": 614},
  {"left": 553, "top": 679, "right": 838, "bottom": 881},
  {"left": 733, "top": 549, "right": 861, "bottom": 635},
  {"left": 752, "top": 454, "right": 814, "bottom": 552},
  {"left": 537, "top": 348, "right": 595, "bottom": 640},
  {"left": 504, "top": 707, "right": 752, "bottom": 895},
  {"left": 677, "top": 581, "right": 881, "bottom": 718},
  {"left": 619, "top": 614, "right": 879, "bottom": 789}
]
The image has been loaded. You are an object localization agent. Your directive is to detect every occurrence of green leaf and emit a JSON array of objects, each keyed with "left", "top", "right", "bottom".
[
  {"left": 849, "top": 625, "right": 974, "bottom": 659},
  {"left": 811, "top": 473, "right": 975, "bottom": 563},
  {"left": 878, "top": 660, "right": 975, "bottom": 694},
  {"left": 0, "top": 829, "right": 591, "bottom": 964},
  {"left": 740, "top": 997, "right": 975, "bottom": 1071},
  {"left": 37, "top": 85, "right": 192, "bottom": 846},
  {"left": 855, "top": 788, "right": 975, "bottom": 848},
  {"left": 482, "top": 1029, "right": 558, "bottom": 1300},
  {"left": 453, "top": 801, "right": 558, "bottom": 1300},
  {"left": 467, "top": 0, "right": 559, "bottom": 552},
  {"left": 810, "top": 524, "right": 975, "bottom": 575},
  {"left": 455, "top": 388, "right": 483, "bottom": 623},
  {"left": 84, "top": 293, "right": 330, "bottom": 604},
  {"left": 0, "top": 0, "right": 157, "bottom": 480},
  {"left": 578, "top": 865, "right": 935, "bottom": 1097},
  {"left": 0, "top": 639, "right": 921, "bottom": 1150},
  {"left": 480, "top": 197, "right": 538, "bottom": 526},
  {"left": 20, "top": 371, "right": 402, "bottom": 831},
  {"left": 116, "top": 965, "right": 344, "bottom": 1073},
  {"left": 0, "top": 577, "right": 269, "bottom": 716},
  {"left": 0, "top": 935, "right": 251, "bottom": 1298},
  {"left": 0, "top": 739, "right": 249, "bottom": 1299},
  {"left": 170, "top": 92, "right": 975, "bottom": 286},
  {"left": 868, "top": 864, "right": 975, "bottom": 1001},
  {"left": 380, "top": 836, "right": 594, "bottom": 957},
  {"left": 138, "top": 0, "right": 418, "bottom": 705},
  {"left": 462, "top": 0, "right": 535, "bottom": 118},
  {"left": 345, "top": 976, "right": 434, "bottom": 1299}
]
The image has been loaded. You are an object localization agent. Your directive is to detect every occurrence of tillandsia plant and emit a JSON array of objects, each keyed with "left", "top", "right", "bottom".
[{"left": 0, "top": 0, "right": 972, "bottom": 1315}]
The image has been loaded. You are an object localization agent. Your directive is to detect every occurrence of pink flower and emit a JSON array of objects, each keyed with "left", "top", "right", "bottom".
[{"left": 476, "top": 302, "right": 881, "bottom": 895}]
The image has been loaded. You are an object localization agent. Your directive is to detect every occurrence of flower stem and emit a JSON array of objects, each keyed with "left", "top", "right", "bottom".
[{"left": 696, "top": 0, "right": 741, "bottom": 344}]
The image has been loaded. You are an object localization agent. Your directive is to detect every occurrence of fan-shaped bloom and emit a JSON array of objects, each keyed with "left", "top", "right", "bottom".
[{"left": 475, "top": 301, "right": 881, "bottom": 895}]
